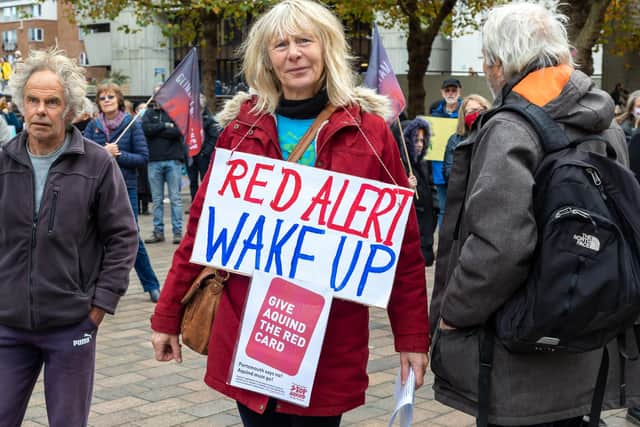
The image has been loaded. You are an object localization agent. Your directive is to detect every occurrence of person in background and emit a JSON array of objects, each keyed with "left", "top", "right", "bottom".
[
  {"left": 443, "top": 94, "right": 490, "bottom": 183},
  {"left": 0, "top": 57, "right": 11, "bottom": 93},
  {"left": 0, "top": 48, "right": 137, "bottom": 427},
  {"left": 84, "top": 82, "right": 162, "bottom": 303},
  {"left": 134, "top": 102, "right": 151, "bottom": 215},
  {"left": 142, "top": 89, "right": 184, "bottom": 245},
  {"left": 12, "top": 50, "right": 22, "bottom": 66},
  {"left": 429, "top": 78, "right": 462, "bottom": 228},
  {"left": 186, "top": 94, "right": 219, "bottom": 202},
  {"left": 403, "top": 117, "right": 437, "bottom": 266},
  {"left": 610, "top": 82, "right": 627, "bottom": 110},
  {"left": 124, "top": 99, "right": 134, "bottom": 115},
  {"left": 615, "top": 89, "right": 640, "bottom": 143},
  {"left": 150, "top": 1, "right": 429, "bottom": 425},
  {"left": 4, "top": 100, "right": 23, "bottom": 133},
  {"left": 0, "top": 96, "right": 22, "bottom": 134}
]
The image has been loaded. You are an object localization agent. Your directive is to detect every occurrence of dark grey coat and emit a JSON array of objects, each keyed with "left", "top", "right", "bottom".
[{"left": 429, "top": 69, "right": 639, "bottom": 425}]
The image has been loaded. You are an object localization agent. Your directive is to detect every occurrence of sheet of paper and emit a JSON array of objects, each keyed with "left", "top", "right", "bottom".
[{"left": 388, "top": 367, "right": 415, "bottom": 427}]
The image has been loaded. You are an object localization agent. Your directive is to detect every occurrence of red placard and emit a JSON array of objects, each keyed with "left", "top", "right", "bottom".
[{"left": 246, "top": 277, "right": 325, "bottom": 376}]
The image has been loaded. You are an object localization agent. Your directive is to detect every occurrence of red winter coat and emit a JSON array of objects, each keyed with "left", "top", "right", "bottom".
[{"left": 151, "top": 90, "right": 429, "bottom": 416}]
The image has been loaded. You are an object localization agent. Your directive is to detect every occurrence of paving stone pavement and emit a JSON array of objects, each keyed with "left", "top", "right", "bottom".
[{"left": 21, "top": 199, "right": 635, "bottom": 426}]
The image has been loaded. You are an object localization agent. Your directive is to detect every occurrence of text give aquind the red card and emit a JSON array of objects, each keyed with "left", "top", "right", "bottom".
[{"left": 246, "top": 277, "right": 324, "bottom": 376}]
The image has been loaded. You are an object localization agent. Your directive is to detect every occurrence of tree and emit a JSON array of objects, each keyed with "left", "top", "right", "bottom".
[
  {"left": 559, "top": 0, "right": 640, "bottom": 76},
  {"left": 332, "top": 0, "right": 497, "bottom": 117},
  {"left": 559, "top": 1, "right": 611, "bottom": 77},
  {"left": 67, "top": 0, "right": 274, "bottom": 109}
]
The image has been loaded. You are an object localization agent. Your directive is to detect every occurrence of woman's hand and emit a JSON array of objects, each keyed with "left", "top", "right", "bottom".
[
  {"left": 151, "top": 332, "right": 183, "bottom": 363},
  {"left": 407, "top": 174, "right": 418, "bottom": 190},
  {"left": 399, "top": 351, "right": 429, "bottom": 389},
  {"left": 105, "top": 143, "right": 120, "bottom": 157}
]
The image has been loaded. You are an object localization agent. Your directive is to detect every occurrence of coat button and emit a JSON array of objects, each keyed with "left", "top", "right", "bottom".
[
  {"left": 259, "top": 404, "right": 264, "bottom": 410},
  {"left": 233, "top": 123, "right": 239, "bottom": 129},
  {"left": 248, "top": 130, "right": 254, "bottom": 135},
  {"left": 316, "top": 161, "right": 323, "bottom": 167}
]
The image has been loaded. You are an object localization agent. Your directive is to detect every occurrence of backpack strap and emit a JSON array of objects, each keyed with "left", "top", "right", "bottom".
[
  {"left": 588, "top": 349, "right": 609, "bottom": 427},
  {"left": 480, "top": 97, "right": 618, "bottom": 158},
  {"left": 479, "top": 97, "right": 570, "bottom": 153},
  {"left": 477, "top": 325, "right": 495, "bottom": 427}
]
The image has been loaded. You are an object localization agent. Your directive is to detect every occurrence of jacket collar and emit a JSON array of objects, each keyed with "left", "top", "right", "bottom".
[{"left": 4, "top": 126, "right": 85, "bottom": 166}]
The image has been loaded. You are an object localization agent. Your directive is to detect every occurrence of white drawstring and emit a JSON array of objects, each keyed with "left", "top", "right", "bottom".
[
  {"left": 228, "top": 107, "right": 402, "bottom": 190},
  {"left": 342, "top": 107, "right": 399, "bottom": 187}
]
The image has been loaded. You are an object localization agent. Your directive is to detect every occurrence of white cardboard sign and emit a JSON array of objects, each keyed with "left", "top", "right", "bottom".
[{"left": 191, "top": 148, "right": 413, "bottom": 308}]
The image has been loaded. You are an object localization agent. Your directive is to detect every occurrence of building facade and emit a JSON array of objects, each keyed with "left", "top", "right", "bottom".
[{"left": 0, "top": 0, "right": 85, "bottom": 66}]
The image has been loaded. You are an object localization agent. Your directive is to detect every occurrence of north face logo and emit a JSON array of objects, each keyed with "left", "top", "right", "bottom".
[{"left": 573, "top": 233, "right": 600, "bottom": 252}]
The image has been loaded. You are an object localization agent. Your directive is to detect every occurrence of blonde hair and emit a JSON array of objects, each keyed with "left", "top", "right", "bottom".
[
  {"left": 240, "top": 0, "right": 357, "bottom": 114},
  {"left": 95, "top": 81, "right": 126, "bottom": 112},
  {"left": 456, "top": 94, "right": 491, "bottom": 135}
]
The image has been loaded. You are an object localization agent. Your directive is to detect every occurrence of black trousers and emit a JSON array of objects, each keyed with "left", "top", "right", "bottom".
[{"left": 237, "top": 400, "right": 342, "bottom": 427}]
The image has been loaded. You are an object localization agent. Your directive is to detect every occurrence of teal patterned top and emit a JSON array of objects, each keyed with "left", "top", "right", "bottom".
[{"left": 276, "top": 114, "right": 316, "bottom": 166}]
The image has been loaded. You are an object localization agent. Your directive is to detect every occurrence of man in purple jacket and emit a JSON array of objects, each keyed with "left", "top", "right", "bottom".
[{"left": 0, "top": 48, "right": 138, "bottom": 427}]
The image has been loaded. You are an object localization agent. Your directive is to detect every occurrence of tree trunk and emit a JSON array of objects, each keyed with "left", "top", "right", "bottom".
[
  {"left": 403, "top": 0, "right": 457, "bottom": 117},
  {"left": 560, "top": 0, "right": 611, "bottom": 76},
  {"left": 200, "top": 11, "right": 219, "bottom": 111},
  {"left": 406, "top": 5, "right": 428, "bottom": 118}
]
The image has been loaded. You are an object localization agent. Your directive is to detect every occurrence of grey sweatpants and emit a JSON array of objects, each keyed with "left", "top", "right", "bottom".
[{"left": 0, "top": 316, "right": 98, "bottom": 427}]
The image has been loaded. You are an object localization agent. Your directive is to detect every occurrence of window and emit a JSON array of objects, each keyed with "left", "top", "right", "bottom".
[
  {"left": 30, "top": 4, "right": 42, "bottom": 18},
  {"left": 3, "top": 30, "right": 16, "bottom": 44},
  {"left": 81, "top": 23, "right": 110, "bottom": 34},
  {"left": 29, "top": 28, "right": 43, "bottom": 42},
  {"left": 79, "top": 52, "right": 88, "bottom": 66},
  {"left": 3, "top": 30, "right": 16, "bottom": 52},
  {"left": 3, "top": 7, "right": 17, "bottom": 19}
]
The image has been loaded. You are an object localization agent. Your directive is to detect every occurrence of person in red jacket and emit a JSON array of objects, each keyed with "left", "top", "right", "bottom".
[{"left": 150, "top": 1, "right": 429, "bottom": 425}]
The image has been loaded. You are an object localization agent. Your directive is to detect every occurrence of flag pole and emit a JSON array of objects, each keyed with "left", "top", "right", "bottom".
[
  {"left": 396, "top": 117, "right": 419, "bottom": 200},
  {"left": 111, "top": 94, "right": 154, "bottom": 146}
]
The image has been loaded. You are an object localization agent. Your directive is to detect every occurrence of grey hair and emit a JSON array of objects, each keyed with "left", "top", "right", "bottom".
[
  {"left": 77, "top": 97, "right": 97, "bottom": 117},
  {"left": 10, "top": 47, "right": 87, "bottom": 121},
  {"left": 482, "top": 2, "right": 574, "bottom": 80}
]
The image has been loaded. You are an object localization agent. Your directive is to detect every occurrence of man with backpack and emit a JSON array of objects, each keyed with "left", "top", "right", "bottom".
[{"left": 429, "top": 3, "right": 639, "bottom": 427}]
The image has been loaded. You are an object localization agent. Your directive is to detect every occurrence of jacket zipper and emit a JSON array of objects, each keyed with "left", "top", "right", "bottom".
[
  {"left": 48, "top": 190, "right": 58, "bottom": 233},
  {"left": 29, "top": 154, "right": 66, "bottom": 328},
  {"left": 29, "top": 172, "right": 37, "bottom": 329}
]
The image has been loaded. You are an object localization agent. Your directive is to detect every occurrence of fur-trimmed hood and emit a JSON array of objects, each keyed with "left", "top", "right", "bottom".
[{"left": 215, "top": 86, "right": 393, "bottom": 128}]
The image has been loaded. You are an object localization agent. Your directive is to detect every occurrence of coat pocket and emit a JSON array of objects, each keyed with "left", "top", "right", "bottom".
[{"left": 431, "top": 326, "right": 479, "bottom": 398}]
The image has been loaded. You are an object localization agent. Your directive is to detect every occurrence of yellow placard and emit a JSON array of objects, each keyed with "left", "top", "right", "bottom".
[{"left": 422, "top": 116, "right": 458, "bottom": 161}]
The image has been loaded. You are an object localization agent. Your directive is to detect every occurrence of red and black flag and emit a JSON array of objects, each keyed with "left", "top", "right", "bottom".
[{"left": 154, "top": 47, "right": 203, "bottom": 157}]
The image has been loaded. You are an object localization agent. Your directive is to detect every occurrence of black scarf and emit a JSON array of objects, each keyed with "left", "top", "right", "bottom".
[{"left": 275, "top": 90, "right": 328, "bottom": 119}]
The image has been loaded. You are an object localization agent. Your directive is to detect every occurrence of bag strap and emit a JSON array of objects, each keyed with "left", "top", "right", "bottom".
[
  {"left": 479, "top": 97, "right": 618, "bottom": 159},
  {"left": 477, "top": 325, "right": 495, "bottom": 427},
  {"left": 588, "top": 348, "right": 609, "bottom": 427},
  {"left": 286, "top": 104, "right": 337, "bottom": 163}
]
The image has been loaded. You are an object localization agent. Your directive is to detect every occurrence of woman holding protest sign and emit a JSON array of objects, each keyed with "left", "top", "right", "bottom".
[{"left": 150, "top": 0, "right": 429, "bottom": 425}]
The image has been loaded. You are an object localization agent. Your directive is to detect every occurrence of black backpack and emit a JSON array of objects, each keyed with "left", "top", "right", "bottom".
[{"left": 475, "top": 97, "right": 640, "bottom": 427}]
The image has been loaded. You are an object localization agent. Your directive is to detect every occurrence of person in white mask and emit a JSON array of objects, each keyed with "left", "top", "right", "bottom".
[{"left": 616, "top": 89, "right": 640, "bottom": 143}]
